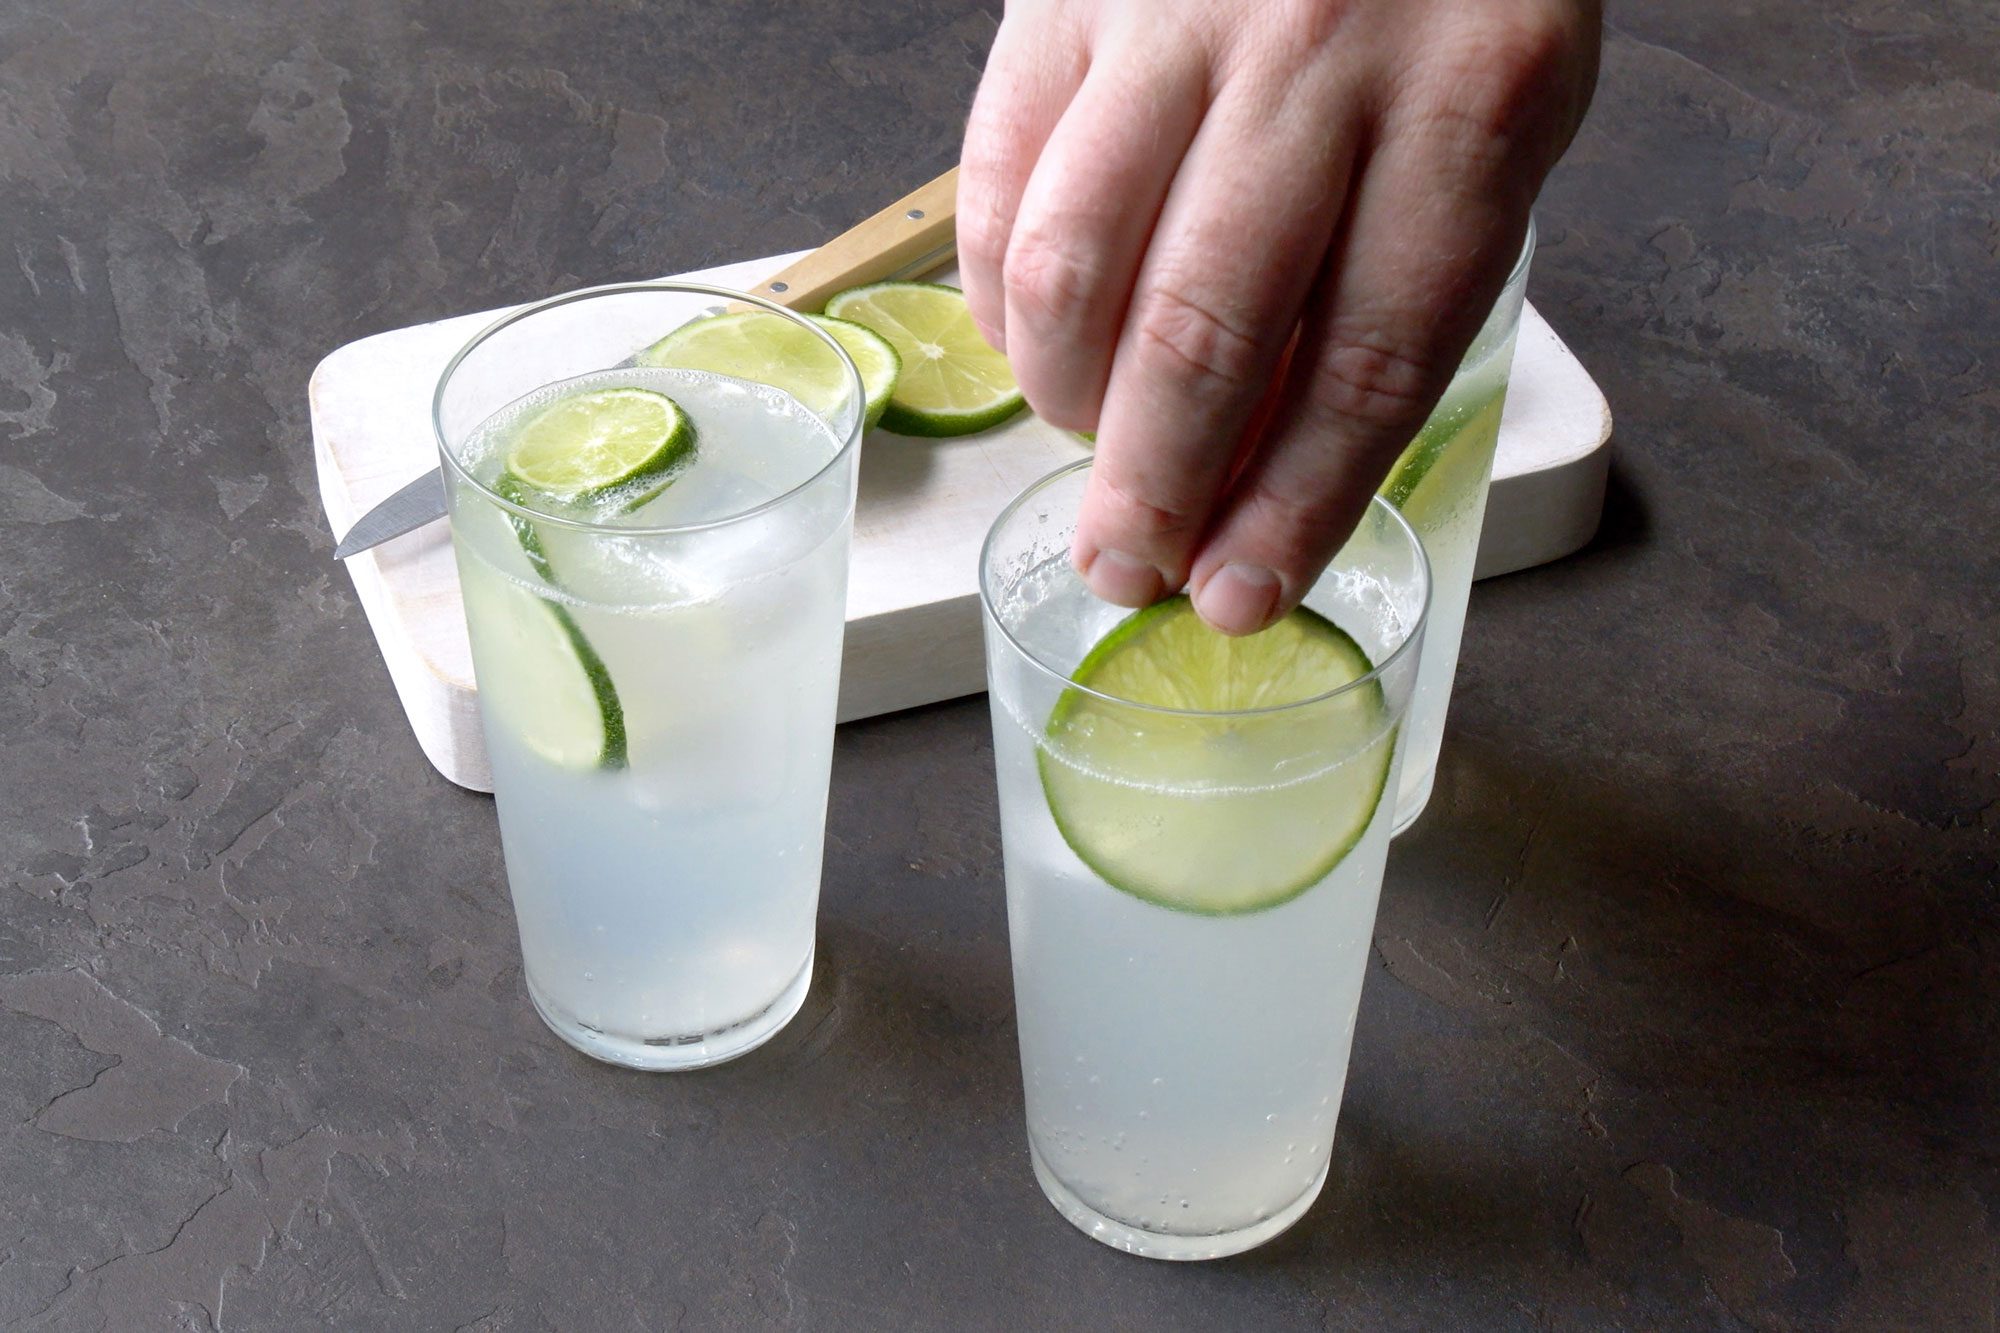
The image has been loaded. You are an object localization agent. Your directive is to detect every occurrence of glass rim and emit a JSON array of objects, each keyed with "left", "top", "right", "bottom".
[
  {"left": 432, "top": 279, "right": 866, "bottom": 537},
  {"left": 978, "top": 458, "right": 1433, "bottom": 720},
  {"left": 1508, "top": 213, "right": 1537, "bottom": 285}
]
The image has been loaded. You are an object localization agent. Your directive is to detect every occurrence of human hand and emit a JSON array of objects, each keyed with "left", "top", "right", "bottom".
[{"left": 959, "top": 0, "right": 1600, "bottom": 633}]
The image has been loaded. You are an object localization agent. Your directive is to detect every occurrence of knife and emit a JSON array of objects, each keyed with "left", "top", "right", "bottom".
[{"left": 333, "top": 167, "right": 961, "bottom": 560}]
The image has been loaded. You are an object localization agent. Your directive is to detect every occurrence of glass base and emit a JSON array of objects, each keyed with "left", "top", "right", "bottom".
[
  {"left": 1029, "top": 1143, "right": 1329, "bottom": 1261},
  {"left": 1390, "top": 761, "right": 1437, "bottom": 837},
  {"left": 525, "top": 949, "right": 814, "bottom": 1072}
]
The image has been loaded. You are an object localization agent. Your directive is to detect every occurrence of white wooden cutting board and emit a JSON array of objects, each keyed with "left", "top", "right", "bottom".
[{"left": 311, "top": 252, "right": 1611, "bottom": 792}]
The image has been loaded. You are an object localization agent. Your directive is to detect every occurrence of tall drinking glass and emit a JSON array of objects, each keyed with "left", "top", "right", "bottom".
[
  {"left": 436, "top": 283, "right": 865, "bottom": 1070},
  {"left": 981, "top": 460, "right": 1430, "bottom": 1259},
  {"left": 1380, "top": 224, "right": 1534, "bottom": 830}
]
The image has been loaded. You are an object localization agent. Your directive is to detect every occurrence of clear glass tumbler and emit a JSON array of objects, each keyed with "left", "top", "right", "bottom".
[
  {"left": 1380, "top": 224, "right": 1535, "bottom": 830},
  {"left": 981, "top": 459, "right": 1430, "bottom": 1259},
  {"left": 435, "top": 283, "right": 865, "bottom": 1070}
]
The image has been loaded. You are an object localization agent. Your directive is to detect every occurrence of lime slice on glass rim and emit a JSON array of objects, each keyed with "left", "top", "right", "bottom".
[
  {"left": 1038, "top": 597, "right": 1395, "bottom": 915},
  {"left": 824, "top": 281, "right": 1026, "bottom": 437},
  {"left": 637, "top": 311, "right": 899, "bottom": 429}
]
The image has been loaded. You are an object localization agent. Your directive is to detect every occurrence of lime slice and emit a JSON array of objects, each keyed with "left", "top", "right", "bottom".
[
  {"left": 637, "top": 311, "right": 899, "bottom": 430},
  {"left": 824, "top": 281, "right": 1027, "bottom": 437},
  {"left": 459, "top": 563, "right": 626, "bottom": 770},
  {"left": 503, "top": 386, "right": 693, "bottom": 507},
  {"left": 492, "top": 472, "right": 555, "bottom": 583},
  {"left": 1378, "top": 387, "right": 1506, "bottom": 530},
  {"left": 1038, "top": 597, "right": 1394, "bottom": 914}
]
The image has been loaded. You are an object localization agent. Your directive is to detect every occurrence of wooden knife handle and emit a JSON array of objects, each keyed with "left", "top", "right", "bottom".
[{"left": 753, "top": 167, "right": 959, "bottom": 312}]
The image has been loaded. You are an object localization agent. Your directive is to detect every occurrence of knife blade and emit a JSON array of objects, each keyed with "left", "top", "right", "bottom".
[
  {"left": 333, "top": 466, "right": 449, "bottom": 559},
  {"left": 333, "top": 167, "right": 960, "bottom": 561}
]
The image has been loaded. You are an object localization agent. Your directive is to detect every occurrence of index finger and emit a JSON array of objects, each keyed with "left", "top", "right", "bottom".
[
  {"left": 1070, "top": 75, "right": 1364, "bottom": 607},
  {"left": 958, "top": 9, "right": 1089, "bottom": 355}
]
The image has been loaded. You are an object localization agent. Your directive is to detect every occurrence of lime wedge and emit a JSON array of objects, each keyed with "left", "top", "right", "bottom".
[
  {"left": 824, "top": 281, "right": 1026, "bottom": 437},
  {"left": 638, "top": 311, "right": 899, "bottom": 429},
  {"left": 503, "top": 386, "right": 693, "bottom": 507},
  {"left": 1379, "top": 387, "right": 1506, "bottom": 530},
  {"left": 1039, "top": 597, "right": 1394, "bottom": 914},
  {"left": 459, "top": 563, "right": 626, "bottom": 770}
]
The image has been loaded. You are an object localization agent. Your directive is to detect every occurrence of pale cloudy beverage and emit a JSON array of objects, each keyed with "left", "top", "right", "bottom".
[
  {"left": 1377, "top": 227, "right": 1535, "bottom": 829},
  {"left": 435, "top": 286, "right": 865, "bottom": 1070},
  {"left": 981, "top": 461, "right": 1429, "bottom": 1259}
]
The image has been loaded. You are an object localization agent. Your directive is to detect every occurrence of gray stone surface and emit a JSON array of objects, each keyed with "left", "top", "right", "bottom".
[{"left": 2, "top": 0, "right": 1994, "bottom": 1327}]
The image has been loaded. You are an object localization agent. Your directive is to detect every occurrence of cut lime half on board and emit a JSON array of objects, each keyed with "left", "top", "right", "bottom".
[
  {"left": 1038, "top": 597, "right": 1394, "bottom": 914},
  {"left": 637, "top": 311, "right": 899, "bottom": 430},
  {"left": 824, "top": 281, "right": 1026, "bottom": 437},
  {"left": 460, "top": 564, "right": 626, "bottom": 770},
  {"left": 503, "top": 386, "right": 694, "bottom": 508}
]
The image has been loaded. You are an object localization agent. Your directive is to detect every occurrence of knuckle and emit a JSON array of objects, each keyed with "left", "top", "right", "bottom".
[
  {"left": 1095, "top": 472, "right": 1204, "bottom": 542},
  {"left": 955, "top": 189, "right": 1009, "bottom": 273},
  {"left": 1264, "top": 0, "right": 1354, "bottom": 52},
  {"left": 1230, "top": 482, "right": 1351, "bottom": 561},
  {"left": 1129, "top": 282, "right": 1270, "bottom": 399},
  {"left": 1482, "top": 5, "right": 1576, "bottom": 77},
  {"left": 1417, "top": 15, "right": 1578, "bottom": 168},
  {"left": 953, "top": 163, "right": 1012, "bottom": 273},
  {"left": 1211, "top": 0, "right": 1351, "bottom": 69},
  {"left": 1306, "top": 330, "right": 1438, "bottom": 433},
  {"left": 1003, "top": 225, "right": 1103, "bottom": 327}
]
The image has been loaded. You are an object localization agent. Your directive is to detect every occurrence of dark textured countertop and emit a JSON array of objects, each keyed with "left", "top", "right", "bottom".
[{"left": 4, "top": 1, "right": 1995, "bottom": 1327}]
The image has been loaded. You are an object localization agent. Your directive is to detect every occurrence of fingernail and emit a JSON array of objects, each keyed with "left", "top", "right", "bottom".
[
  {"left": 973, "top": 316, "right": 1005, "bottom": 354},
  {"left": 1082, "top": 549, "right": 1167, "bottom": 607},
  {"left": 1194, "top": 564, "right": 1282, "bottom": 635}
]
